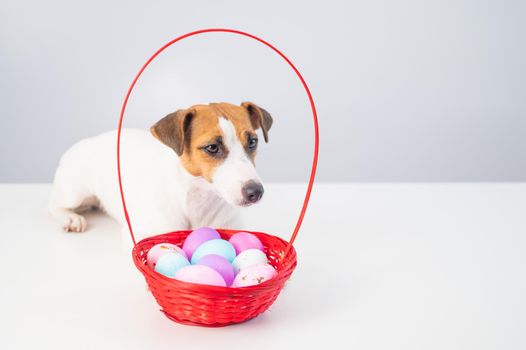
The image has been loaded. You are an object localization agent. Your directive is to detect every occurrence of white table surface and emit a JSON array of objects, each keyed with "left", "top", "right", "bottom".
[{"left": 0, "top": 183, "right": 525, "bottom": 349}]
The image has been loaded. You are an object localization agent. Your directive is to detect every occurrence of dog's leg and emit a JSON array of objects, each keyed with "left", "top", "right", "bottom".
[
  {"left": 49, "top": 207, "right": 87, "bottom": 233},
  {"left": 48, "top": 164, "right": 90, "bottom": 233}
]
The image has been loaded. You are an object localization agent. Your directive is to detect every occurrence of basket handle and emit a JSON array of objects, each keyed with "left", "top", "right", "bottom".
[{"left": 117, "top": 28, "right": 319, "bottom": 256}]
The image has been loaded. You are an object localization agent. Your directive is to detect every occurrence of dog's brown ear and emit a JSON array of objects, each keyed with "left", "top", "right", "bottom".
[
  {"left": 150, "top": 109, "right": 195, "bottom": 156},
  {"left": 241, "top": 102, "right": 273, "bottom": 143}
]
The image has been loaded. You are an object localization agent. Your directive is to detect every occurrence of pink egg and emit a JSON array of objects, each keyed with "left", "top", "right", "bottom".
[
  {"left": 147, "top": 243, "right": 187, "bottom": 268},
  {"left": 196, "top": 254, "right": 235, "bottom": 286},
  {"left": 182, "top": 227, "right": 220, "bottom": 258},
  {"left": 231, "top": 263, "right": 277, "bottom": 288},
  {"left": 228, "top": 232, "right": 264, "bottom": 255},
  {"left": 174, "top": 265, "right": 227, "bottom": 287}
]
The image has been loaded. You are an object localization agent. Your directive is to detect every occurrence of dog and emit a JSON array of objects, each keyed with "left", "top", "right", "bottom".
[{"left": 48, "top": 102, "right": 273, "bottom": 242}]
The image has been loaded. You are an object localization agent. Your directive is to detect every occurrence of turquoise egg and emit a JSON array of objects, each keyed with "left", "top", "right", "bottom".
[
  {"left": 191, "top": 239, "right": 236, "bottom": 264},
  {"left": 154, "top": 252, "right": 190, "bottom": 278}
]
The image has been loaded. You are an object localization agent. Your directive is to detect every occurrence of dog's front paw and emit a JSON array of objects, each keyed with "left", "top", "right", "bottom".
[{"left": 63, "top": 213, "right": 87, "bottom": 233}]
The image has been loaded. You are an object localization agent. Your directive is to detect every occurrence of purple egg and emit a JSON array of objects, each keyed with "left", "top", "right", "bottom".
[
  {"left": 196, "top": 254, "right": 235, "bottom": 286},
  {"left": 229, "top": 232, "right": 264, "bottom": 255},
  {"left": 182, "top": 227, "right": 220, "bottom": 258}
]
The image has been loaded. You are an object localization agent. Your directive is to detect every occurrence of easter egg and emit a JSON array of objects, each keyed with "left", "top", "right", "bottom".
[
  {"left": 231, "top": 248, "right": 268, "bottom": 274},
  {"left": 147, "top": 243, "right": 187, "bottom": 268},
  {"left": 229, "top": 232, "right": 264, "bottom": 254},
  {"left": 231, "top": 263, "right": 277, "bottom": 288},
  {"left": 183, "top": 227, "right": 221, "bottom": 258},
  {"left": 174, "top": 265, "right": 226, "bottom": 287},
  {"left": 190, "top": 239, "right": 236, "bottom": 264},
  {"left": 196, "top": 254, "right": 235, "bottom": 286},
  {"left": 154, "top": 252, "right": 190, "bottom": 278}
]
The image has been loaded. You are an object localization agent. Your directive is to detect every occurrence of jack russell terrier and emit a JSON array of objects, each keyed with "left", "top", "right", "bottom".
[{"left": 48, "top": 102, "right": 272, "bottom": 242}]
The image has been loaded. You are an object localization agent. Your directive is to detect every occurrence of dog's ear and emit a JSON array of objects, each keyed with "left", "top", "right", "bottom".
[
  {"left": 150, "top": 109, "right": 195, "bottom": 156},
  {"left": 241, "top": 102, "right": 273, "bottom": 143}
]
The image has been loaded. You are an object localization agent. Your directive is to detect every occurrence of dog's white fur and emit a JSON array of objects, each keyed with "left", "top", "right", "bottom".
[{"left": 48, "top": 118, "right": 260, "bottom": 242}]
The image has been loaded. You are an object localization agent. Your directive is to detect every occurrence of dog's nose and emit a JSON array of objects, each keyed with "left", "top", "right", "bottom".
[{"left": 242, "top": 181, "right": 264, "bottom": 204}]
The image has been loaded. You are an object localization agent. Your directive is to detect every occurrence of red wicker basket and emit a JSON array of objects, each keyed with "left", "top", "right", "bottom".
[{"left": 117, "top": 28, "right": 319, "bottom": 327}]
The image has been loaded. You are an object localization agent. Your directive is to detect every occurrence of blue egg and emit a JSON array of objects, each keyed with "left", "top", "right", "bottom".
[
  {"left": 191, "top": 239, "right": 237, "bottom": 264},
  {"left": 154, "top": 252, "right": 190, "bottom": 278}
]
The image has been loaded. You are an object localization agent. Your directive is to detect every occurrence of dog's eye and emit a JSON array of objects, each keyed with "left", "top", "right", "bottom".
[
  {"left": 204, "top": 144, "right": 219, "bottom": 154},
  {"left": 248, "top": 137, "right": 258, "bottom": 150}
]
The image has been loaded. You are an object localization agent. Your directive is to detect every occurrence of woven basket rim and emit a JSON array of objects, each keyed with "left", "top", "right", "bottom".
[{"left": 133, "top": 228, "right": 297, "bottom": 292}]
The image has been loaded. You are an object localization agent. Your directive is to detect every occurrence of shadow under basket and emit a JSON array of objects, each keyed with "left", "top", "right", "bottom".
[
  {"left": 118, "top": 28, "right": 319, "bottom": 327},
  {"left": 133, "top": 229, "right": 297, "bottom": 327}
]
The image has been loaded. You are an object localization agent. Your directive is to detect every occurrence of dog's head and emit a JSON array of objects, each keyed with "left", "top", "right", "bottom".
[{"left": 150, "top": 102, "right": 273, "bottom": 207}]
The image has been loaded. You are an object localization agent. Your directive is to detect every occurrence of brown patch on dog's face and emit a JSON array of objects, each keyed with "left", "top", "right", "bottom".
[
  {"left": 178, "top": 106, "right": 224, "bottom": 181},
  {"left": 151, "top": 102, "right": 272, "bottom": 182},
  {"left": 210, "top": 103, "right": 261, "bottom": 162}
]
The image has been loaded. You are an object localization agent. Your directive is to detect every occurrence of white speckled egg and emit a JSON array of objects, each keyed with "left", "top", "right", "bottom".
[
  {"left": 231, "top": 263, "right": 277, "bottom": 287},
  {"left": 231, "top": 248, "right": 268, "bottom": 275}
]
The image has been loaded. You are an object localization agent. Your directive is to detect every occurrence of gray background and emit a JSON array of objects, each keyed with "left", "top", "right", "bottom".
[{"left": 1, "top": 0, "right": 525, "bottom": 183}]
